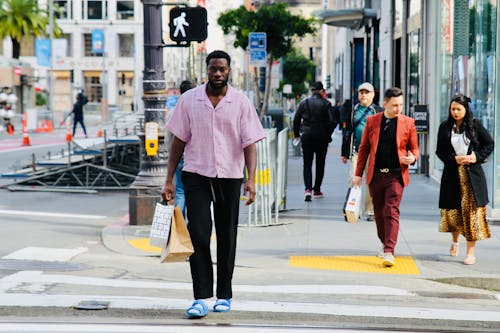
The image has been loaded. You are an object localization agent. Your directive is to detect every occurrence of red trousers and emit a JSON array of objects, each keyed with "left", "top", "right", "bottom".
[{"left": 369, "top": 170, "right": 405, "bottom": 254}]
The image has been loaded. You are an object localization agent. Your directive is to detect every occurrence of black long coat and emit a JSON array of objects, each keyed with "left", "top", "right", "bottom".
[{"left": 436, "top": 119, "right": 494, "bottom": 209}]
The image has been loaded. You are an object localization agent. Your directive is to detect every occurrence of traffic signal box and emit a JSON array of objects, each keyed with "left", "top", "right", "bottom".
[{"left": 169, "top": 6, "right": 208, "bottom": 43}]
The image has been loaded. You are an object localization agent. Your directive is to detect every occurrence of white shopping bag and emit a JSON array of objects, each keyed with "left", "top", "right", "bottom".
[
  {"left": 149, "top": 202, "right": 174, "bottom": 247},
  {"left": 344, "top": 186, "right": 361, "bottom": 223}
]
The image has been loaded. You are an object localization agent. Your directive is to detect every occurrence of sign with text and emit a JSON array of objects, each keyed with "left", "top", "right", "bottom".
[
  {"left": 250, "top": 49, "right": 267, "bottom": 66},
  {"left": 249, "top": 32, "right": 266, "bottom": 50},
  {"left": 412, "top": 104, "right": 429, "bottom": 134}
]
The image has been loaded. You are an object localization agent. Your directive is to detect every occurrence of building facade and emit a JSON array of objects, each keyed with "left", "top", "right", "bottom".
[{"left": 322, "top": 0, "right": 500, "bottom": 218}]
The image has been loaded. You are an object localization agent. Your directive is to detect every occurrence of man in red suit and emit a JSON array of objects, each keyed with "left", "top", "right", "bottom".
[{"left": 352, "top": 87, "right": 419, "bottom": 267}]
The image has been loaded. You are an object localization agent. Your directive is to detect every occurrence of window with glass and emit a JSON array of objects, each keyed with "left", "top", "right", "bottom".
[
  {"left": 84, "top": 33, "right": 103, "bottom": 56},
  {"left": 119, "top": 34, "right": 134, "bottom": 57},
  {"left": 54, "top": 1, "right": 71, "bottom": 20},
  {"left": 84, "top": 0, "right": 107, "bottom": 20},
  {"left": 84, "top": 72, "right": 103, "bottom": 103},
  {"left": 117, "top": 1, "right": 134, "bottom": 20}
]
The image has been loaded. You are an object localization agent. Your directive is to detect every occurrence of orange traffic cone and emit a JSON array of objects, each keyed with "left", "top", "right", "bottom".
[
  {"left": 37, "top": 120, "right": 43, "bottom": 133},
  {"left": 7, "top": 123, "right": 14, "bottom": 135},
  {"left": 22, "top": 128, "right": 31, "bottom": 146},
  {"left": 21, "top": 113, "right": 31, "bottom": 146},
  {"left": 46, "top": 120, "right": 53, "bottom": 133},
  {"left": 65, "top": 120, "right": 73, "bottom": 142},
  {"left": 96, "top": 121, "right": 103, "bottom": 137}
]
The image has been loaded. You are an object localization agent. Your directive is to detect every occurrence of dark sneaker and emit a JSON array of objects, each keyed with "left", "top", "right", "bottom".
[
  {"left": 304, "top": 190, "right": 312, "bottom": 202},
  {"left": 366, "top": 215, "right": 374, "bottom": 221},
  {"left": 313, "top": 191, "right": 324, "bottom": 198}
]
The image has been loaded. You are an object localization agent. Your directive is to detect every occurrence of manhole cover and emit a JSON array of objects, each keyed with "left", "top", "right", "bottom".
[{"left": 74, "top": 300, "right": 110, "bottom": 310}]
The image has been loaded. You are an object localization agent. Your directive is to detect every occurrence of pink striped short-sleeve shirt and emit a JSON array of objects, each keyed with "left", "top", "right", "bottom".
[{"left": 167, "top": 83, "right": 266, "bottom": 179}]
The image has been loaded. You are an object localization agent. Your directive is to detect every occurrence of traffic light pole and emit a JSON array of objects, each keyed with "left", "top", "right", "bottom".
[{"left": 128, "top": 0, "right": 168, "bottom": 225}]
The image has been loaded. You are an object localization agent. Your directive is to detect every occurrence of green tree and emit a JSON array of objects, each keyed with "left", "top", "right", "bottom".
[
  {"left": 218, "top": 3, "right": 317, "bottom": 116},
  {"left": 0, "top": 0, "right": 60, "bottom": 59},
  {"left": 281, "top": 50, "right": 315, "bottom": 99}
]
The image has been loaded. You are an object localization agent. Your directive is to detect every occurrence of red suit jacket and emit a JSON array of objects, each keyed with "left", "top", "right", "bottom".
[{"left": 355, "top": 112, "right": 419, "bottom": 187}]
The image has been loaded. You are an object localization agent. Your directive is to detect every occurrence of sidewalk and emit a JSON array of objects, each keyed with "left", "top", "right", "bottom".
[{"left": 103, "top": 131, "right": 500, "bottom": 293}]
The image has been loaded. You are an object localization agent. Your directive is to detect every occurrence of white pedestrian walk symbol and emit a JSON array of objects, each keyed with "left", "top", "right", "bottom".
[{"left": 173, "top": 12, "right": 189, "bottom": 38}]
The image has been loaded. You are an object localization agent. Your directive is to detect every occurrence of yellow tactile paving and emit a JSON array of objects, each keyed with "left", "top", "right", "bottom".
[
  {"left": 290, "top": 255, "right": 420, "bottom": 275},
  {"left": 127, "top": 238, "right": 161, "bottom": 254}
]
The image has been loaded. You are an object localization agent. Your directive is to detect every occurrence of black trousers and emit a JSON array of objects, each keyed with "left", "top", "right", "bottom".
[
  {"left": 72, "top": 117, "right": 87, "bottom": 136},
  {"left": 301, "top": 139, "right": 329, "bottom": 192},
  {"left": 182, "top": 172, "right": 242, "bottom": 300}
]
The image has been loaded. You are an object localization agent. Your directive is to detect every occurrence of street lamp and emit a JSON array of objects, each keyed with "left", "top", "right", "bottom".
[{"left": 128, "top": 0, "right": 168, "bottom": 225}]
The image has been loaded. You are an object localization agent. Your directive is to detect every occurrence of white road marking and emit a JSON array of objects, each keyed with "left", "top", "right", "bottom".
[
  {"left": 0, "top": 209, "right": 106, "bottom": 219},
  {"left": 0, "top": 272, "right": 499, "bottom": 322},
  {"left": 0, "top": 292, "right": 498, "bottom": 322},
  {"left": 0, "top": 271, "right": 414, "bottom": 296},
  {"left": 0, "top": 323, "right": 403, "bottom": 333},
  {"left": 1, "top": 247, "right": 88, "bottom": 262}
]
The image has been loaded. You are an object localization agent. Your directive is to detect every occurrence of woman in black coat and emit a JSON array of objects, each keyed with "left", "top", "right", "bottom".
[{"left": 436, "top": 95, "right": 494, "bottom": 265}]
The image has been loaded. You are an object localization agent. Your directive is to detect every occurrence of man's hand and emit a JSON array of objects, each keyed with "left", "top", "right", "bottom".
[
  {"left": 341, "top": 156, "right": 348, "bottom": 164},
  {"left": 352, "top": 175, "right": 362, "bottom": 187},
  {"left": 161, "top": 181, "right": 175, "bottom": 203},
  {"left": 400, "top": 151, "right": 416, "bottom": 165},
  {"left": 243, "top": 180, "right": 256, "bottom": 206}
]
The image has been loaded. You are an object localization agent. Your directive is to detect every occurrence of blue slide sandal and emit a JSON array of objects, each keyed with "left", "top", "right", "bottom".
[
  {"left": 186, "top": 300, "right": 208, "bottom": 318},
  {"left": 213, "top": 298, "right": 231, "bottom": 312}
]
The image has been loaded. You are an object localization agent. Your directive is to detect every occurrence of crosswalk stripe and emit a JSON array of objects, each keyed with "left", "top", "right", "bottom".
[
  {"left": 0, "top": 292, "right": 499, "bottom": 322},
  {"left": 0, "top": 271, "right": 414, "bottom": 296},
  {"left": 0, "top": 209, "right": 106, "bottom": 219}
]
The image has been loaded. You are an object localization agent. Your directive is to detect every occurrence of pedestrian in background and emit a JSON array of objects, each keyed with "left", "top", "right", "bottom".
[
  {"left": 353, "top": 87, "right": 419, "bottom": 267},
  {"left": 293, "top": 81, "right": 337, "bottom": 201},
  {"left": 172, "top": 80, "right": 196, "bottom": 218},
  {"left": 436, "top": 94, "right": 494, "bottom": 265},
  {"left": 71, "top": 94, "right": 87, "bottom": 138},
  {"left": 341, "top": 82, "right": 382, "bottom": 221},
  {"left": 162, "top": 50, "right": 265, "bottom": 318}
]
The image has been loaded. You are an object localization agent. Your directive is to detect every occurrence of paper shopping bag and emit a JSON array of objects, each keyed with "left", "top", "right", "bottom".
[
  {"left": 149, "top": 202, "right": 174, "bottom": 247},
  {"left": 161, "top": 206, "right": 194, "bottom": 263},
  {"left": 344, "top": 186, "right": 361, "bottom": 223}
]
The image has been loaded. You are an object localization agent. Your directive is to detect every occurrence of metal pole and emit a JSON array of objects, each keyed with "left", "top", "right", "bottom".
[
  {"left": 128, "top": 0, "right": 167, "bottom": 225},
  {"left": 48, "top": 0, "right": 55, "bottom": 125}
]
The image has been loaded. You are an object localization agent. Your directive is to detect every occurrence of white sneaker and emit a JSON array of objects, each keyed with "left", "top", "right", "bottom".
[
  {"left": 377, "top": 245, "right": 384, "bottom": 258},
  {"left": 382, "top": 252, "right": 394, "bottom": 267}
]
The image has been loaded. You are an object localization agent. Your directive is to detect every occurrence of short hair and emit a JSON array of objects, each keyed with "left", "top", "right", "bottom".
[
  {"left": 310, "top": 81, "right": 324, "bottom": 91},
  {"left": 179, "top": 80, "right": 196, "bottom": 94},
  {"left": 206, "top": 50, "right": 231, "bottom": 67},
  {"left": 384, "top": 87, "right": 403, "bottom": 101}
]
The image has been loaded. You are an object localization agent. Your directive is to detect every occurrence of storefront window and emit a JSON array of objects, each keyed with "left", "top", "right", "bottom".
[{"left": 439, "top": 0, "right": 498, "bottom": 209}]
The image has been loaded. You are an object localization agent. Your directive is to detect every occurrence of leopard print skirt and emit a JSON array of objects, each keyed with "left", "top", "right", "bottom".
[{"left": 439, "top": 165, "right": 491, "bottom": 241}]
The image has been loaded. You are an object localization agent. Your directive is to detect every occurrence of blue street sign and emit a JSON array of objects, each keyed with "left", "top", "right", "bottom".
[
  {"left": 249, "top": 32, "right": 266, "bottom": 50},
  {"left": 250, "top": 49, "right": 267, "bottom": 66}
]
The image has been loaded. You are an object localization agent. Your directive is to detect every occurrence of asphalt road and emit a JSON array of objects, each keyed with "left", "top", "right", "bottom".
[{"left": 1, "top": 130, "right": 500, "bottom": 332}]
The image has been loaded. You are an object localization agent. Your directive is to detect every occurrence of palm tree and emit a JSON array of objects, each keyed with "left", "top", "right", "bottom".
[{"left": 0, "top": 0, "right": 60, "bottom": 59}]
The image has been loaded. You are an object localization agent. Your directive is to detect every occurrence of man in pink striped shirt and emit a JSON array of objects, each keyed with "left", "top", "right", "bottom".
[{"left": 162, "top": 50, "right": 265, "bottom": 318}]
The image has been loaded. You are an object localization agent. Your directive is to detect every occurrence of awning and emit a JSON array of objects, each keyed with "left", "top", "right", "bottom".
[{"left": 314, "top": 8, "right": 377, "bottom": 30}]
